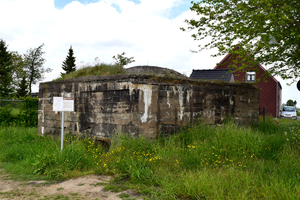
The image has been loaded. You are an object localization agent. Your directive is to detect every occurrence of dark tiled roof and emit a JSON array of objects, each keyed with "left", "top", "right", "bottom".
[{"left": 190, "top": 69, "right": 234, "bottom": 82}]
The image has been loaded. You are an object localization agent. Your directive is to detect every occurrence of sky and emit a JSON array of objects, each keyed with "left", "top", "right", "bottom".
[{"left": 0, "top": 0, "right": 299, "bottom": 104}]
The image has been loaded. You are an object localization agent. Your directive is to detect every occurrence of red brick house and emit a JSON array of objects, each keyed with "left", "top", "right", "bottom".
[{"left": 214, "top": 52, "right": 282, "bottom": 117}]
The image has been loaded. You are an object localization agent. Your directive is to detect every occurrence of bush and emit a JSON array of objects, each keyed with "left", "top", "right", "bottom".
[
  {"left": 0, "top": 97, "right": 38, "bottom": 127},
  {"left": 0, "top": 107, "right": 15, "bottom": 126}
]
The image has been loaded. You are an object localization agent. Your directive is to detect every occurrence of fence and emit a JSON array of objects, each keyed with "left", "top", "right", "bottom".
[
  {"left": 0, "top": 98, "right": 38, "bottom": 127},
  {"left": 0, "top": 99, "right": 23, "bottom": 109}
]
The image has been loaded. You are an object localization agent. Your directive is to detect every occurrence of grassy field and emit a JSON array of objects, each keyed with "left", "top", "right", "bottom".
[{"left": 1, "top": 117, "right": 300, "bottom": 199}]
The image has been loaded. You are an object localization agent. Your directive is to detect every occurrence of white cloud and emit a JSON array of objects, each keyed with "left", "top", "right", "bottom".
[{"left": 4, "top": 0, "right": 297, "bottom": 107}]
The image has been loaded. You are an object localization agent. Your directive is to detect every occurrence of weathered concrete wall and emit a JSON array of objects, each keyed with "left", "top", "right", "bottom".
[{"left": 38, "top": 74, "right": 259, "bottom": 139}]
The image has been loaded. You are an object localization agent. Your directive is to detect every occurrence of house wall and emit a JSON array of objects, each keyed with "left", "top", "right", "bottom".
[
  {"left": 215, "top": 54, "right": 280, "bottom": 117},
  {"left": 38, "top": 74, "right": 259, "bottom": 140}
]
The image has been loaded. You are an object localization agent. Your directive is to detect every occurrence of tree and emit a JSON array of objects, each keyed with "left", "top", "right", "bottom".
[
  {"left": 16, "top": 76, "right": 29, "bottom": 97},
  {"left": 0, "top": 39, "right": 13, "bottom": 96},
  {"left": 182, "top": 0, "right": 300, "bottom": 81},
  {"left": 112, "top": 52, "right": 135, "bottom": 66},
  {"left": 10, "top": 52, "right": 27, "bottom": 96},
  {"left": 24, "top": 44, "right": 51, "bottom": 95},
  {"left": 287, "top": 99, "right": 295, "bottom": 106},
  {"left": 61, "top": 46, "right": 76, "bottom": 76}
]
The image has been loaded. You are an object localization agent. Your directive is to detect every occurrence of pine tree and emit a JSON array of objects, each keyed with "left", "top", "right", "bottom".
[
  {"left": 0, "top": 39, "right": 13, "bottom": 97},
  {"left": 61, "top": 46, "right": 76, "bottom": 76}
]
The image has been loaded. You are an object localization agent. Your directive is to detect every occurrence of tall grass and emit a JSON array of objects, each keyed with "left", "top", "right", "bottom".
[
  {"left": 0, "top": 128, "right": 106, "bottom": 180},
  {"left": 54, "top": 63, "right": 125, "bottom": 81},
  {"left": 1, "top": 117, "right": 300, "bottom": 199}
]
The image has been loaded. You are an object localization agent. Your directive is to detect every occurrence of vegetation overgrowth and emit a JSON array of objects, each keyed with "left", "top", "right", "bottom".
[
  {"left": 1, "top": 117, "right": 300, "bottom": 199},
  {"left": 54, "top": 63, "right": 125, "bottom": 81},
  {"left": 0, "top": 97, "right": 38, "bottom": 127}
]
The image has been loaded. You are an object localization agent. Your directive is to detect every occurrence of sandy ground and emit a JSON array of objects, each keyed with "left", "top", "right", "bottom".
[{"left": 0, "top": 169, "right": 143, "bottom": 200}]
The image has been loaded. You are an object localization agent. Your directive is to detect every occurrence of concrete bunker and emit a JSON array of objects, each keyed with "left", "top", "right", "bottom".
[{"left": 38, "top": 74, "right": 259, "bottom": 140}]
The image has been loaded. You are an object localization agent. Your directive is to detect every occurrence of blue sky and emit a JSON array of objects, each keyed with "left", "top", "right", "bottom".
[
  {"left": 55, "top": 0, "right": 138, "bottom": 8},
  {"left": 54, "top": 0, "right": 191, "bottom": 19},
  {"left": 0, "top": 0, "right": 297, "bottom": 103}
]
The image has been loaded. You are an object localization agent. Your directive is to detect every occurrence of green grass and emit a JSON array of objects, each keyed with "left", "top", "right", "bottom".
[
  {"left": 54, "top": 63, "right": 125, "bottom": 81},
  {"left": 1, "top": 117, "right": 300, "bottom": 199}
]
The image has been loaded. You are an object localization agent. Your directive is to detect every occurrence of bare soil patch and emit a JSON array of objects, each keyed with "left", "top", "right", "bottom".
[{"left": 0, "top": 169, "right": 142, "bottom": 200}]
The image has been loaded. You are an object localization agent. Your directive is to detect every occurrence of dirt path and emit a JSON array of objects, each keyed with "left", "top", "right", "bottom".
[{"left": 0, "top": 169, "right": 143, "bottom": 200}]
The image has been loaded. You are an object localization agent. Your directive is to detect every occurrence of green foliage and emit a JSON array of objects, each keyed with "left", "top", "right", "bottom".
[
  {"left": 287, "top": 99, "right": 295, "bottom": 106},
  {"left": 61, "top": 46, "right": 76, "bottom": 76},
  {"left": 182, "top": 0, "right": 300, "bottom": 81},
  {"left": 0, "top": 39, "right": 13, "bottom": 96},
  {"left": 0, "top": 97, "right": 38, "bottom": 127},
  {"left": 16, "top": 76, "right": 29, "bottom": 97},
  {"left": 112, "top": 52, "right": 135, "bottom": 66},
  {"left": 24, "top": 43, "right": 52, "bottom": 95},
  {"left": 11, "top": 51, "right": 27, "bottom": 97},
  {"left": 0, "top": 130, "right": 106, "bottom": 180},
  {"left": 0, "top": 107, "right": 15, "bottom": 126},
  {"left": 31, "top": 136, "right": 96, "bottom": 178},
  {"left": 54, "top": 63, "right": 125, "bottom": 81},
  {"left": 1, "top": 118, "right": 300, "bottom": 199},
  {"left": 19, "top": 97, "right": 38, "bottom": 111}
]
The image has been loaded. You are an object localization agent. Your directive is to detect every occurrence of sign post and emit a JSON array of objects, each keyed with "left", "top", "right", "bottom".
[
  {"left": 53, "top": 97, "right": 74, "bottom": 151},
  {"left": 61, "top": 111, "right": 64, "bottom": 151}
]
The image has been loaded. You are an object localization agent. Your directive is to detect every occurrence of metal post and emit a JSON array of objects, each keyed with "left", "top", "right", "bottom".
[
  {"left": 259, "top": 107, "right": 266, "bottom": 123},
  {"left": 61, "top": 111, "right": 64, "bottom": 152}
]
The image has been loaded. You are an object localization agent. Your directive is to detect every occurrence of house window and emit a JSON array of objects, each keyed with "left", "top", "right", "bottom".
[{"left": 246, "top": 71, "right": 256, "bottom": 82}]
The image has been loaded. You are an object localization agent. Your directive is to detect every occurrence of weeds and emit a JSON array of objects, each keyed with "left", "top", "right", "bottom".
[
  {"left": 54, "top": 63, "right": 125, "bottom": 81},
  {"left": 1, "top": 117, "right": 300, "bottom": 199}
]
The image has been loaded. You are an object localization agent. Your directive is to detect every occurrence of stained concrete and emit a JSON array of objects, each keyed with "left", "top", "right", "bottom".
[{"left": 38, "top": 74, "right": 259, "bottom": 139}]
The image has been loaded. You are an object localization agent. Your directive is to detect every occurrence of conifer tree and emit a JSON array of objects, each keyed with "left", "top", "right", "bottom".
[
  {"left": 61, "top": 46, "right": 76, "bottom": 76},
  {"left": 0, "top": 39, "right": 13, "bottom": 97}
]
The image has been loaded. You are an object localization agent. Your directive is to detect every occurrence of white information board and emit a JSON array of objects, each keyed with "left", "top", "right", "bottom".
[
  {"left": 53, "top": 97, "right": 74, "bottom": 111},
  {"left": 53, "top": 97, "right": 74, "bottom": 152}
]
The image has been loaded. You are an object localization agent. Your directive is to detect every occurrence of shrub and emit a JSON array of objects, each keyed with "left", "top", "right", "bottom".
[
  {"left": 0, "top": 97, "right": 38, "bottom": 127},
  {"left": 0, "top": 106, "right": 15, "bottom": 126}
]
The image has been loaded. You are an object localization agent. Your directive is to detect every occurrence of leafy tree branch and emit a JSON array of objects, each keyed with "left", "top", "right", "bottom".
[{"left": 182, "top": 0, "right": 300, "bottom": 81}]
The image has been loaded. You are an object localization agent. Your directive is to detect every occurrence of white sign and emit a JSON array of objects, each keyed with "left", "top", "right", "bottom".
[{"left": 53, "top": 97, "right": 74, "bottom": 111}]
